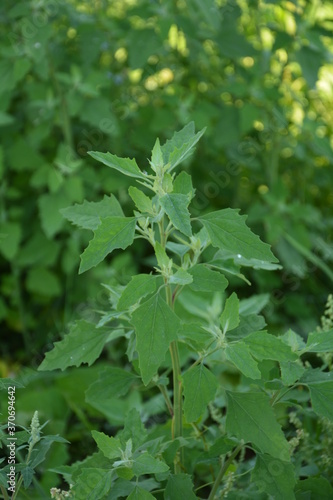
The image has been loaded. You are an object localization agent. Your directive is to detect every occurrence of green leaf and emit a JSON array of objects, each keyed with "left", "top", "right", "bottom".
[
  {"left": 38, "top": 320, "right": 110, "bottom": 371},
  {"left": 0, "top": 222, "right": 21, "bottom": 260},
  {"left": 160, "top": 193, "right": 192, "bottom": 237},
  {"left": 225, "top": 342, "right": 261, "bottom": 379},
  {"left": 128, "top": 486, "right": 155, "bottom": 500},
  {"left": 173, "top": 171, "right": 195, "bottom": 200},
  {"left": 86, "top": 368, "right": 137, "bottom": 405},
  {"left": 88, "top": 151, "right": 146, "bottom": 179},
  {"left": 280, "top": 361, "right": 305, "bottom": 386},
  {"left": 131, "top": 293, "right": 180, "bottom": 385},
  {"left": 92, "top": 431, "right": 122, "bottom": 459},
  {"left": 220, "top": 292, "right": 240, "bottom": 333},
  {"left": 161, "top": 122, "right": 206, "bottom": 172},
  {"left": 199, "top": 209, "right": 278, "bottom": 265},
  {"left": 244, "top": 331, "right": 298, "bottom": 362},
  {"left": 79, "top": 217, "right": 136, "bottom": 273},
  {"left": 188, "top": 264, "right": 228, "bottom": 292},
  {"left": 295, "top": 477, "right": 333, "bottom": 499},
  {"left": 239, "top": 294, "right": 270, "bottom": 315},
  {"left": 26, "top": 267, "right": 61, "bottom": 297},
  {"left": 117, "top": 274, "right": 158, "bottom": 311},
  {"left": 252, "top": 454, "right": 296, "bottom": 500},
  {"left": 60, "top": 195, "right": 123, "bottom": 230},
  {"left": 72, "top": 468, "right": 113, "bottom": 500},
  {"left": 300, "top": 369, "right": 333, "bottom": 420},
  {"left": 155, "top": 241, "right": 172, "bottom": 269},
  {"left": 304, "top": 329, "right": 333, "bottom": 353},
  {"left": 129, "top": 186, "right": 154, "bottom": 213},
  {"left": 169, "top": 268, "right": 193, "bottom": 285},
  {"left": 183, "top": 364, "right": 218, "bottom": 422},
  {"left": 151, "top": 137, "right": 163, "bottom": 170},
  {"left": 132, "top": 453, "right": 169, "bottom": 476},
  {"left": 117, "top": 408, "right": 147, "bottom": 450},
  {"left": 164, "top": 474, "right": 197, "bottom": 500},
  {"left": 226, "top": 391, "right": 290, "bottom": 461}
]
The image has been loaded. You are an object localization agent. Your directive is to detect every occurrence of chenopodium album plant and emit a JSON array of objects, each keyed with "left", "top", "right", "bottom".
[{"left": 39, "top": 123, "right": 333, "bottom": 499}]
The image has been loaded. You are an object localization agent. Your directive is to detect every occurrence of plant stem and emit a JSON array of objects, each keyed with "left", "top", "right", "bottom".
[
  {"left": 1, "top": 486, "right": 9, "bottom": 500},
  {"left": 169, "top": 339, "right": 183, "bottom": 473},
  {"left": 208, "top": 443, "right": 243, "bottom": 500}
]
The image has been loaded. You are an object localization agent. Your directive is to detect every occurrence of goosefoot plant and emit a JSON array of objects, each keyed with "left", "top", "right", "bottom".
[{"left": 39, "top": 123, "right": 333, "bottom": 499}]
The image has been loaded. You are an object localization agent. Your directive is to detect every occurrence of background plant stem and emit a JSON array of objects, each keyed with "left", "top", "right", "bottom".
[{"left": 208, "top": 443, "right": 243, "bottom": 500}]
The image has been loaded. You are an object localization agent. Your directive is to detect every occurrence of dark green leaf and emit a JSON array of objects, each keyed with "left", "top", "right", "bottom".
[
  {"left": 252, "top": 454, "right": 296, "bottom": 500},
  {"left": 244, "top": 331, "right": 298, "bottom": 362},
  {"left": 225, "top": 342, "right": 261, "bottom": 379},
  {"left": 164, "top": 474, "right": 197, "bottom": 500},
  {"left": 117, "top": 274, "right": 158, "bottom": 311},
  {"left": 183, "top": 364, "right": 218, "bottom": 422},
  {"left": 188, "top": 264, "right": 228, "bottom": 292}
]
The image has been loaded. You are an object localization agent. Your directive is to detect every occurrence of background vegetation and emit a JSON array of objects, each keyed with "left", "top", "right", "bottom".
[{"left": 1, "top": 0, "right": 333, "bottom": 497}]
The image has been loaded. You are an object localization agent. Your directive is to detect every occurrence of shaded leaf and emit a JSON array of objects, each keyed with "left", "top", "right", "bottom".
[
  {"left": 225, "top": 341, "right": 261, "bottom": 379},
  {"left": 252, "top": 453, "right": 296, "bottom": 500}
]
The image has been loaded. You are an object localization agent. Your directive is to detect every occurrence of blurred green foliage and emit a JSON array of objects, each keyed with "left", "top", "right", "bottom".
[{"left": 1, "top": 0, "right": 333, "bottom": 496}]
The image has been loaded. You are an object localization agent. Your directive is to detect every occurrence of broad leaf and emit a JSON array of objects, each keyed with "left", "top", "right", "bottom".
[
  {"left": 38, "top": 320, "right": 110, "bottom": 371},
  {"left": 60, "top": 195, "right": 123, "bottom": 230},
  {"left": 239, "top": 294, "right": 270, "bottom": 315},
  {"left": 188, "top": 264, "right": 228, "bottom": 292},
  {"left": 131, "top": 293, "right": 180, "bottom": 385},
  {"left": 295, "top": 477, "right": 333, "bottom": 499},
  {"left": 117, "top": 408, "right": 147, "bottom": 450},
  {"left": 183, "top": 364, "right": 218, "bottom": 422},
  {"left": 129, "top": 186, "right": 154, "bottom": 214},
  {"left": 164, "top": 474, "right": 197, "bottom": 500},
  {"left": 88, "top": 151, "right": 146, "bottom": 179},
  {"left": 300, "top": 369, "right": 333, "bottom": 420},
  {"left": 169, "top": 268, "right": 193, "bottom": 285},
  {"left": 86, "top": 368, "right": 138, "bottom": 405},
  {"left": 304, "top": 329, "right": 333, "bottom": 353},
  {"left": 72, "top": 468, "right": 113, "bottom": 500},
  {"left": 128, "top": 486, "right": 155, "bottom": 500},
  {"left": 132, "top": 453, "right": 169, "bottom": 476},
  {"left": 220, "top": 292, "right": 240, "bottom": 333},
  {"left": 226, "top": 391, "right": 290, "bottom": 461},
  {"left": 252, "top": 454, "right": 296, "bottom": 500},
  {"left": 160, "top": 193, "right": 192, "bottom": 237},
  {"left": 92, "top": 431, "right": 122, "bottom": 459},
  {"left": 117, "top": 274, "right": 158, "bottom": 311},
  {"left": 225, "top": 342, "right": 261, "bottom": 379},
  {"left": 173, "top": 171, "right": 195, "bottom": 200},
  {"left": 280, "top": 361, "right": 305, "bottom": 386},
  {"left": 79, "top": 217, "right": 136, "bottom": 273},
  {"left": 161, "top": 122, "right": 206, "bottom": 172},
  {"left": 244, "top": 331, "right": 298, "bottom": 362},
  {"left": 199, "top": 209, "right": 278, "bottom": 264}
]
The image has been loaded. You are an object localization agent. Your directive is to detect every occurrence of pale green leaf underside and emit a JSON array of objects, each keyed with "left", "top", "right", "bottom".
[
  {"left": 38, "top": 320, "right": 110, "bottom": 371},
  {"left": 226, "top": 391, "right": 290, "bottom": 461},
  {"left": 183, "top": 364, "right": 218, "bottom": 422},
  {"left": 225, "top": 341, "right": 261, "bottom": 379},
  {"left": 304, "top": 329, "right": 333, "bottom": 353},
  {"left": 117, "top": 274, "right": 158, "bottom": 311},
  {"left": 199, "top": 209, "right": 278, "bottom": 264},
  {"left": 244, "top": 331, "right": 298, "bottom": 362},
  {"left": 79, "top": 217, "right": 136, "bottom": 273},
  {"left": 220, "top": 292, "right": 240, "bottom": 333},
  {"left": 60, "top": 195, "right": 123, "bottom": 230},
  {"left": 131, "top": 293, "right": 180, "bottom": 385},
  {"left": 132, "top": 453, "right": 169, "bottom": 477},
  {"left": 129, "top": 186, "right": 154, "bottom": 213},
  {"left": 252, "top": 454, "right": 296, "bottom": 500},
  {"left": 160, "top": 193, "right": 192, "bottom": 237},
  {"left": 88, "top": 151, "right": 146, "bottom": 179}
]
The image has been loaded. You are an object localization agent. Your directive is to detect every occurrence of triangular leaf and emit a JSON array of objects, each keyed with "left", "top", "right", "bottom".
[
  {"left": 91, "top": 431, "right": 122, "bottom": 460},
  {"left": 300, "top": 369, "right": 333, "bottom": 420},
  {"left": 128, "top": 486, "right": 156, "bottom": 500},
  {"left": 132, "top": 453, "right": 169, "bottom": 476},
  {"left": 88, "top": 151, "right": 146, "bottom": 179},
  {"left": 226, "top": 390, "right": 290, "bottom": 461},
  {"left": 304, "top": 329, "right": 333, "bottom": 353},
  {"left": 225, "top": 341, "right": 261, "bottom": 379},
  {"left": 86, "top": 367, "right": 138, "bottom": 405},
  {"left": 252, "top": 454, "right": 296, "bottom": 500},
  {"left": 164, "top": 474, "right": 197, "bottom": 500},
  {"left": 199, "top": 209, "right": 278, "bottom": 265},
  {"left": 244, "top": 331, "right": 298, "bottom": 362},
  {"left": 160, "top": 193, "right": 192, "bottom": 237},
  {"left": 131, "top": 293, "right": 180, "bottom": 385},
  {"left": 79, "top": 217, "right": 136, "bottom": 273},
  {"left": 117, "top": 274, "right": 158, "bottom": 311},
  {"left": 188, "top": 264, "right": 228, "bottom": 292},
  {"left": 38, "top": 320, "right": 110, "bottom": 371},
  {"left": 129, "top": 186, "right": 154, "bottom": 214},
  {"left": 60, "top": 195, "right": 123, "bottom": 230},
  {"left": 183, "top": 364, "right": 218, "bottom": 422}
]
